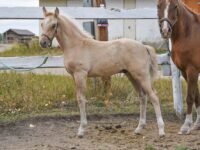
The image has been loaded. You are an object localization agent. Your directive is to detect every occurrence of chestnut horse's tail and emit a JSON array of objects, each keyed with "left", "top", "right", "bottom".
[{"left": 145, "top": 45, "right": 158, "bottom": 82}]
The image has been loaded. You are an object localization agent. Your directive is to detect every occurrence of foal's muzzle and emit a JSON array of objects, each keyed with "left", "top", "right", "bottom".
[
  {"left": 40, "top": 40, "right": 48, "bottom": 48},
  {"left": 40, "top": 36, "right": 52, "bottom": 48}
]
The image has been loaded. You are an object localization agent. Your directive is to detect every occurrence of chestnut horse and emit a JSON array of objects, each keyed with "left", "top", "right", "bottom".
[
  {"left": 157, "top": 0, "right": 200, "bottom": 134},
  {"left": 40, "top": 7, "right": 165, "bottom": 137}
]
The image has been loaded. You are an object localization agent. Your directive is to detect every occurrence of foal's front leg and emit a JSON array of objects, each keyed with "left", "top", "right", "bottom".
[{"left": 73, "top": 72, "right": 88, "bottom": 137}]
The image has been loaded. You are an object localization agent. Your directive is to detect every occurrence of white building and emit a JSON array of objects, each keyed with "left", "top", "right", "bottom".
[{"left": 39, "top": 0, "right": 162, "bottom": 46}]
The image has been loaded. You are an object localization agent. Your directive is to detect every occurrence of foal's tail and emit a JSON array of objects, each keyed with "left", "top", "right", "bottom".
[{"left": 145, "top": 45, "right": 158, "bottom": 82}]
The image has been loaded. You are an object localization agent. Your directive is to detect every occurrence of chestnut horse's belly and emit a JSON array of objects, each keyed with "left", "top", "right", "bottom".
[
  {"left": 171, "top": 48, "right": 200, "bottom": 71},
  {"left": 171, "top": 51, "right": 183, "bottom": 70}
]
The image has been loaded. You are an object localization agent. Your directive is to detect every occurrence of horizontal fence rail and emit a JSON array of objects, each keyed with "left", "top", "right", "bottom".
[
  {"left": 0, "top": 7, "right": 158, "bottom": 19},
  {"left": 0, "top": 56, "right": 64, "bottom": 70},
  {"left": 0, "top": 54, "right": 170, "bottom": 70}
]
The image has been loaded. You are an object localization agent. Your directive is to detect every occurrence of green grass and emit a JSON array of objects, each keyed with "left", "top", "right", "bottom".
[
  {"left": 0, "top": 40, "right": 62, "bottom": 57},
  {"left": 156, "top": 49, "right": 168, "bottom": 54},
  {"left": 0, "top": 71, "right": 184, "bottom": 123},
  {"left": 145, "top": 145, "right": 156, "bottom": 150},
  {"left": 145, "top": 145, "right": 191, "bottom": 150}
]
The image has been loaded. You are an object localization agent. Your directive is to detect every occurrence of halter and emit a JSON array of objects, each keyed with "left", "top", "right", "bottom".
[
  {"left": 159, "top": 5, "right": 178, "bottom": 34},
  {"left": 42, "top": 21, "right": 58, "bottom": 48}
]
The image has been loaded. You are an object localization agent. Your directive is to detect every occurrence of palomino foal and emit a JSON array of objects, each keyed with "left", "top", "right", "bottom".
[
  {"left": 157, "top": 0, "right": 200, "bottom": 134},
  {"left": 40, "top": 7, "right": 165, "bottom": 137}
]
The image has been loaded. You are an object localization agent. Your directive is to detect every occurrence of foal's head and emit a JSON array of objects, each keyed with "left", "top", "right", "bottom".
[
  {"left": 157, "top": 0, "right": 179, "bottom": 39},
  {"left": 40, "top": 7, "right": 59, "bottom": 48}
]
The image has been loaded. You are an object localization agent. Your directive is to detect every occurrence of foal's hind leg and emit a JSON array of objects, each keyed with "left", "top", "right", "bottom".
[
  {"left": 126, "top": 73, "right": 147, "bottom": 134},
  {"left": 73, "top": 72, "right": 88, "bottom": 137},
  {"left": 138, "top": 76, "right": 164, "bottom": 137},
  {"left": 102, "top": 76, "right": 112, "bottom": 106},
  {"left": 134, "top": 91, "right": 147, "bottom": 134}
]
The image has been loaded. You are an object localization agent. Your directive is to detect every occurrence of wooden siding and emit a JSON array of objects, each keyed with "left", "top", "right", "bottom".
[{"left": 3, "top": 30, "right": 34, "bottom": 44}]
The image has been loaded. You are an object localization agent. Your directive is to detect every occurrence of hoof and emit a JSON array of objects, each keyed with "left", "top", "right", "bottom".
[
  {"left": 178, "top": 128, "right": 191, "bottom": 135},
  {"left": 178, "top": 121, "right": 193, "bottom": 135},
  {"left": 134, "top": 129, "right": 142, "bottom": 135},
  {"left": 192, "top": 124, "right": 200, "bottom": 131},
  {"left": 134, "top": 124, "right": 146, "bottom": 135},
  {"left": 159, "top": 134, "right": 165, "bottom": 138},
  {"left": 77, "top": 134, "right": 84, "bottom": 138},
  {"left": 159, "top": 130, "right": 165, "bottom": 138},
  {"left": 77, "top": 128, "right": 85, "bottom": 138},
  {"left": 159, "top": 133, "right": 165, "bottom": 138}
]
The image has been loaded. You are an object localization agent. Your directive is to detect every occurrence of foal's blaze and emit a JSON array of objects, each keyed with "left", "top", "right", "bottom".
[
  {"left": 157, "top": 0, "right": 178, "bottom": 38},
  {"left": 39, "top": 7, "right": 59, "bottom": 48}
]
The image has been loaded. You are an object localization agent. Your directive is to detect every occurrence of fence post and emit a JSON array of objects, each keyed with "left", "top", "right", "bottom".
[{"left": 168, "top": 39, "right": 184, "bottom": 119}]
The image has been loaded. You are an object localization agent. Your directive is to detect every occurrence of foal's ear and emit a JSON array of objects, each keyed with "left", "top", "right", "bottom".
[
  {"left": 42, "top": 7, "right": 47, "bottom": 16},
  {"left": 55, "top": 7, "right": 59, "bottom": 18}
]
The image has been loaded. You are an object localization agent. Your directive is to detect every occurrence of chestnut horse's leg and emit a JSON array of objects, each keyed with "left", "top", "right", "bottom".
[
  {"left": 126, "top": 73, "right": 147, "bottom": 134},
  {"left": 181, "top": 71, "right": 187, "bottom": 81},
  {"left": 193, "top": 86, "right": 200, "bottom": 130},
  {"left": 179, "top": 68, "right": 198, "bottom": 134},
  {"left": 73, "top": 72, "right": 88, "bottom": 138}
]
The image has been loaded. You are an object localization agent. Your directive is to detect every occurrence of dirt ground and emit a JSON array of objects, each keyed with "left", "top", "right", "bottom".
[{"left": 0, "top": 114, "right": 199, "bottom": 150}]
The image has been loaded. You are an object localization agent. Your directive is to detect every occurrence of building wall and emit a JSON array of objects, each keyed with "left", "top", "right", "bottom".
[
  {"left": 106, "top": 0, "right": 136, "bottom": 40},
  {"left": 3, "top": 31, "right": 19, "bottom": 43},
  {"left": 135, "top": 0, "right": 161, "bottom": 44},
  {"left": 136, "top": 0, "right": 156, "bottom": 8},
  {"left": 106, "top": 0, "right": 161, "bottom": 43},
  {"left": 67, "top": 0, "right": 83, "bottom": 7},
  {"left": 124, "top": 0, "right": 136, "bottom": 39},
  {"left": 39, "top": 0, "right": 162, "bottom": 45},
  {"left": 106, "top": 0, "right": 124, "bottom": 40},
  {"left": 39, "top": 0, "right": 67, "bottom": 6},
  {"left": 3, "top": 31, "right": 34, "bottom": 44}
]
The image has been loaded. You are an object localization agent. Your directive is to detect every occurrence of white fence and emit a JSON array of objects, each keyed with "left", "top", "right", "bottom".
[{"left": 0, "top": 7, "right": 183, "bottom": 117}]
